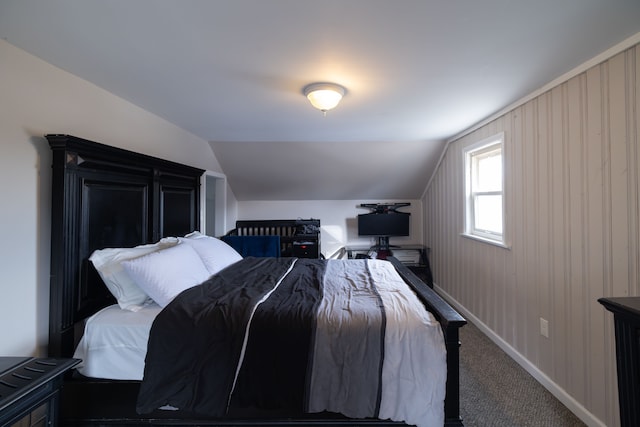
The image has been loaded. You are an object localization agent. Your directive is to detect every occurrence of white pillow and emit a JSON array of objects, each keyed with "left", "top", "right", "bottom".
[
  {"left": 121, "top": 243, "right": 211, "bottom": 307},
  {"left": 180, "top": 231, "right": 242, "bottom": 275},
  {"left": 89, "top": 238, "right": 179, "bottom": 311}
]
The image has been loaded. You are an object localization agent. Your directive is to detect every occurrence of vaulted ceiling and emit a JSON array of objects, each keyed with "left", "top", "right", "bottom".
[{"left": 2, "top": 1, "right": 639, "bottom": 200}]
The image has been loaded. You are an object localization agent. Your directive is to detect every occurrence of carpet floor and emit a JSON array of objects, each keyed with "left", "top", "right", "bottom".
[{"left": 458, "top": 322, "right": 586, "bottom": 427}]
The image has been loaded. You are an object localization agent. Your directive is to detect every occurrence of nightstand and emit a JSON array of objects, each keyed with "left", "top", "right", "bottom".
[{"left": 0, "top": 357, "right": 80, "bottom": 426}]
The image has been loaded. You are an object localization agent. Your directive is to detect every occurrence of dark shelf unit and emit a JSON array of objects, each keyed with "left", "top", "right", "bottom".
[
  {"left": 231, "top": 219, "right": 321, "bottom": 259},
  {"left": 599, "top": 297, "right": 640, "bottom": 427}
]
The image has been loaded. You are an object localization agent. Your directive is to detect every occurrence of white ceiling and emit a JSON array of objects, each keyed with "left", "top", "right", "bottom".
[{"left": 2, "top": 0, "right": 640, "bottom": 200}]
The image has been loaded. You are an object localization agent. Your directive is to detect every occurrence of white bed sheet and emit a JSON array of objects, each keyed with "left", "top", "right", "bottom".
[{"left": 73, "top": 303, "right": 161, "bottom": 380}]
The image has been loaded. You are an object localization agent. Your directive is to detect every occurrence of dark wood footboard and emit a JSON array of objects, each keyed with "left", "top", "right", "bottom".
[
  {"left": 388, "top": 257, "right": 466, "bottom": 427},
  {"left": 60, "top": 378, "right": 409, "bottom": 426}
]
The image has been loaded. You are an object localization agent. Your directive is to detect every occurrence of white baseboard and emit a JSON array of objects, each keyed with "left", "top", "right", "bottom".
[{"left": 434, "top": 284, "right": 607, "bottom": 427}]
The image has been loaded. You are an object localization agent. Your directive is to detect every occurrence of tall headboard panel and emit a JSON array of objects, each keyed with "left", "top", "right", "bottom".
[{"left": 47, "top": 134, "right": 204, "bottom": 357}]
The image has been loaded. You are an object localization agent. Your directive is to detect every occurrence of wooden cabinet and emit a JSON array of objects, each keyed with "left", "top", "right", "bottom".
[
  {"left": 0, "top": 357, "right": 79, "bottom": 426},
  {"left": 599, "top": 297, "right": 640, "bottom": 427}
]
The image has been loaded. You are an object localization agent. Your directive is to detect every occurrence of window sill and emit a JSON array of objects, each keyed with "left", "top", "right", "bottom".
[{"left": 461, "top": 233, "right": 511, "bottom": 250}]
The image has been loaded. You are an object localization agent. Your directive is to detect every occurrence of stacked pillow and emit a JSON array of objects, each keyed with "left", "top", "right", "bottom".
[
  {"left": 178, "top": 231, "right": 243, "bottom": 275},
  {"left": 90, "top": 232, "right": 242, "bottom": 310}
]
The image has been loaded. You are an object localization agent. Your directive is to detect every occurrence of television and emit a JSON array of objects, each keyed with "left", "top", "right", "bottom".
[{"left": 357, "top": 212, "right": 410, "bottom": 237}]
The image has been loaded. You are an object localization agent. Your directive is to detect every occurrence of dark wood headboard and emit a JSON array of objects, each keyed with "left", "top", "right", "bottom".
[{"left": 47, "top": 134, "right": 204, "bottom": 357}]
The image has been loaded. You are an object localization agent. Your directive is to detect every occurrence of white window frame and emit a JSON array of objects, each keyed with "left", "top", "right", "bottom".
[{"left": 462, "top": 132, "right": 508, "bottom": 248}]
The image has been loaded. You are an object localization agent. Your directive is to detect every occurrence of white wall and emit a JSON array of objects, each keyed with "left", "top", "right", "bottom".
[
  {"left": 0, "top": 40, "right": 229, "bottom": 356},
  {"left": 423, "top": 39, "right": 640, "bottom": 427},
  {"left": 237, "top": 200, "right": 422, "bottom": 258}
]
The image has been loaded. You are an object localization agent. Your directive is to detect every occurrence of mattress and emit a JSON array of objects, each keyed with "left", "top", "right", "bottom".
[
  {"left": 73, "top": 258, "right": 446, "bottom": 427},
  {"left": 138, "top": 258, "right": 446, "bottom": 427},
  {"left": 73, "top": 303, "right": 162, "bottom": 380}
]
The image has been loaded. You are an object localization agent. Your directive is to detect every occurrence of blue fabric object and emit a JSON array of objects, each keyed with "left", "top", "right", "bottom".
[{"left": 221, "top": 235, "right": 281, "bottom": 258}]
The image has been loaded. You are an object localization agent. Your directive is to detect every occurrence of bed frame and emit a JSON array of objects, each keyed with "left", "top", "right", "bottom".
[{"left": 47, "top": 134, "right": 466, "bottom": 426}]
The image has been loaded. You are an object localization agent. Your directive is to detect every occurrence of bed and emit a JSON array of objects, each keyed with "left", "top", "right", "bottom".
[{"left": 46, "top": 134, "right": 466, "bottom": 426}]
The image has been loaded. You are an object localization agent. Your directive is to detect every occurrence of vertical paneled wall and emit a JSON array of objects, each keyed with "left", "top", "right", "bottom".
[{"left": 424, "top": 44, "right": 639, "bottom": 426}]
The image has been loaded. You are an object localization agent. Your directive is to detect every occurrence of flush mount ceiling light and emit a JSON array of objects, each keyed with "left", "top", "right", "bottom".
[{"left": 303, "top": 82, "right": 346, "bottom": 115}]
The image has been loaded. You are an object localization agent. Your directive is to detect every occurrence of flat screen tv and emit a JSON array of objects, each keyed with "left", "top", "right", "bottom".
[{"left": 357, "top": 212, "right": 410, "bottom": 237}]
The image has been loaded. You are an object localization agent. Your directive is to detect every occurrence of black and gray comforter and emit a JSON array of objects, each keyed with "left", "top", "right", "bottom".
[{"left": 136, "top": 257, "right": 446, "bottom": 427}]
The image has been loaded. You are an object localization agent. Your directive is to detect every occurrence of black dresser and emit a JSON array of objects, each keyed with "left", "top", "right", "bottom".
[
  {"left": 0, "top": 357, "right": 80, "bottom": 426},
  {"left": 599, "top": 297, "right": 640, "bottom": 427}
]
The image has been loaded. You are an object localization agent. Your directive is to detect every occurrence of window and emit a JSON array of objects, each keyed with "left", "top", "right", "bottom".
[{"left": 463, "top": 133, "right": 506, "bottom": 246}]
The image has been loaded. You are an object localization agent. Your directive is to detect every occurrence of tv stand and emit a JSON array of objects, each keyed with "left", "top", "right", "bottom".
[
  {"left": 372, "top": 237, "right": 391, "bottom": 259},
  {"left": 375, "top": 236, "right": 390, "bottom": 249},
  {"left": 345, "top": 244, "right": 433, "bottom": 287}
]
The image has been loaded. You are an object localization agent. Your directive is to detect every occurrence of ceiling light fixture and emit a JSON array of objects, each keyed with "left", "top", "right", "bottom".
[{"left": 303, "top": 82, "right": 345, "bottom": 116}]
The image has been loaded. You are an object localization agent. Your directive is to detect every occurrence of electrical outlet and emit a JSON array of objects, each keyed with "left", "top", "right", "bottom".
[{"left": 540, "top": 317, "right": 549, "bottom": 338}]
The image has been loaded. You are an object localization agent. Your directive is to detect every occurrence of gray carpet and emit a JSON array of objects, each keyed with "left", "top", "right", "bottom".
[{"left": 459, "top": 322, "right": 586, "bottom": 427}]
